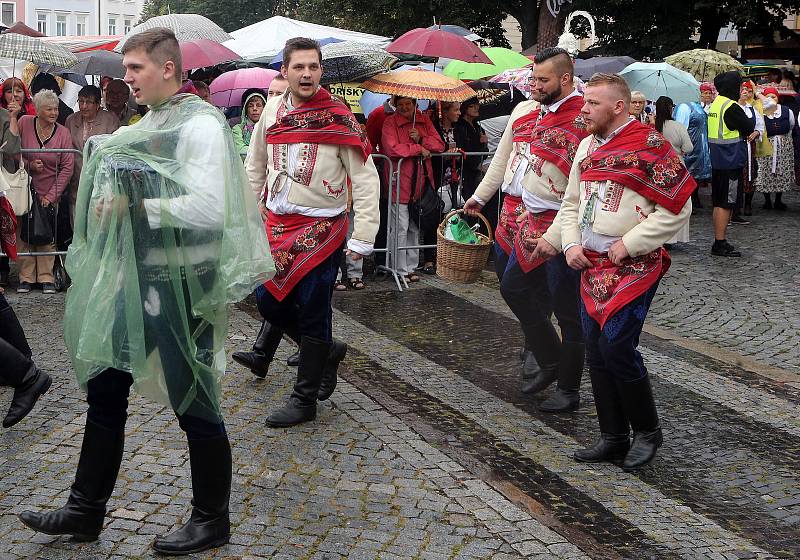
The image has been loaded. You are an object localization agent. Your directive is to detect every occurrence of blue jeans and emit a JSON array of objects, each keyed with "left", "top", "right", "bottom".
[
  {"left": 580, "top": 283, "right": 660, "bottom": 382},
  {"left": 256, "top": 247, "right": 342, "bottom": 344}
]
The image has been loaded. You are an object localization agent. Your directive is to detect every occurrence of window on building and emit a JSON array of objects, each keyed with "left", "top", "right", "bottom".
[
  {"left": 1, "top": 3, "right": 15, "bottom": 27},
  {"left": 56, "top": 14, "right": 67, "bottom": 36},
  {"left": 36, "top": 13, "right": 48, "bottom": 35},
  {"left": 108, "top": 17, "right": 116, "bottom": 35},
  {"left": 76, "top": 15, "right": 87, "bottom": 36},
  {"left": 124, "top": 18, "right": 132, "bottom": 34}
]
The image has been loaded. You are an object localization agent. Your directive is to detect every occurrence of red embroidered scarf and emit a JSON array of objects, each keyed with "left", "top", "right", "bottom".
[
  {"left": 0, "top": 197, "right": 16, "bottom": 260},
  {"left": 266, "top": 88, "right": 371, "bottom": 161},
  {"left": 513, "top": 209, "right": 557, "bottom": 273},
  {"left": 495, "top": 195, "right": 524, "bottom": 257},
  {"left": 264, "top": 211, "right": 348, "bottom": 302},
  {"left": 512, "top": 96, "right": 588, "bottom": 176},
  {"left": 579, "top": 120, "right": 695, "bottom": 214},
  {"left": 581, "top": 248, "right": 670, "bottom": 329}
]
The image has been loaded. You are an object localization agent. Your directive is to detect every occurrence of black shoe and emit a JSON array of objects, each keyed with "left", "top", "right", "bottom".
[
  {"left": 151, "top": 435, "right": 231, "bottom": 556},
  {"left": 616, "top": 375, "right": 662, "bottom": 471},
  {"left": 232, "top": 321, "right": 283, "bottom": 378},
  {"left": 317, "top": 340, "right": 347, "bottom": 401},
  {"left": 774, "top": 200, "right": 787, "bottom": 211},
  {"left": 729, "top": 215, "right": 750, "bottom": 225},
  {"left": 520, "top": 351, "right": 541, "bottom": 382},
  {"left": 0, "top": 338, "right": 51, "bottom": 428},
  {"left": 0, "top": 304, "right": 33, "bottom": 357},
  {"left": 286, "top": 351, "right": 300, "bottom": 367},
  {"left": 711, "top": 242, "right": 741, "bottom": 257},
  {"left": 19, "top": 419, "right": 125, "bottom": 541},
  {"left": 539, "top": 342, "right": 585, "bottom": 413},
  {"left": 266, "top": 337, "right": 330, "bottom": 428},
  {"left": 231, "top": 350, "right": 270, "bottom": 378},
  {"left": 16, "top": 282, "right": 31, "bottom": 294},
  {"left": 574, "top": 434, "right": 630, "bottom": 463},
  {"left": 521, "top": 363, "right": 558, "bottom": 394}
]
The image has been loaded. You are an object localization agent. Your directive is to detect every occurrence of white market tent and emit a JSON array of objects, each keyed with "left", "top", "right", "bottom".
[{"left": 224, "top": 16, "right": 389, "bottom": 61}]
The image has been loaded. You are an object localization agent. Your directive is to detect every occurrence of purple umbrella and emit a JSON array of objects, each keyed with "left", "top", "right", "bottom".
[{"left": 210, "top": 67, "right": 280, "bottom": 108}]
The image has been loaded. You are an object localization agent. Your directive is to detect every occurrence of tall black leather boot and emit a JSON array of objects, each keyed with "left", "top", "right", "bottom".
[
  {"left": 317, "top": 339, "right": 347, "bottom": 402},
  {"left": 151, "top": 435, "right": 231, "bottom": 555},
  {"left": 19, "top": 419, "right": 125, "bottom": 540},
  {"left": 539, "top": 342, "right": 585, "bottom": 413},
  {"left": 265, "top": 336, "right": 330, "bottom": 428},
  {"left": 232, "top": 321, "right": 283, "bottom": 378},
  {"left": 616, "top": 375, "right": 662, "bottom": 471},
  {"left": 0, "top": 303, "right": 32, "bottom": 358},
  {"left": 520, "top": 351, "right": 541, "bottom": 383},
  {"left": 574, "top": 367, "right": 630, "bottom": 463},
  {"left": 519, "top": 321, "right": 559, "bottom": 394},
  {"left": 0, "top": 338, "right": 52, "bottom": 428}
]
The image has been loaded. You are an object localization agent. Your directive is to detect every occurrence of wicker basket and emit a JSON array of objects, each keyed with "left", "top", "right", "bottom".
[{"left": 436, "top": 210, "right": 493, "bottom": 283}]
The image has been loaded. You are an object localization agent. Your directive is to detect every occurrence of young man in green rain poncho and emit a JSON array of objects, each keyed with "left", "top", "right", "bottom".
[{"left": 18, "top": 28, "right": 275, "bottom": 555}]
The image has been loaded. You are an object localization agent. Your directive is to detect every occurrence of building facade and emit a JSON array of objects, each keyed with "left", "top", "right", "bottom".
[{"left": 13, "top": 0, "right": 143, "bottom": 36}]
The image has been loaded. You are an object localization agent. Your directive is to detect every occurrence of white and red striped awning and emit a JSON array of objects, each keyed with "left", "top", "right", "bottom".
[{"left": 41, "top": 35, "right": 121, "bottom": 53}]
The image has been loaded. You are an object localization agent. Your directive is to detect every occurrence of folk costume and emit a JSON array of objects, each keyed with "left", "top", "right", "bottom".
[
  {"left": 471, "top": 90, "right": 590, "bottom": 411},
  {"left": 244, "top": 87, "right": 379, "bottom": 427},
  {"left": 548, "top": 118, "right": 693, "bottom": 471},
  {"left": 19, "top": 90, "right": 274, "bottom": 554},
  {"left": 757, "top": 89, "right": 796, "bottom": 208}
]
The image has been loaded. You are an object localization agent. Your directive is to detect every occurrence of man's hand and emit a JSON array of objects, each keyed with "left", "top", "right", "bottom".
[
  {"left": 462, "top": 197, "right": 483, "bottom": 216},
  {"left": 565, "top": 245, "right": 592, "bottom": 270},
  {"left": 532, "top": 237, "right": 559, "bottom": 261},
  {"left": 516, "top": 210, "right": 529, "bottom": 224},
  {"left": 607, "top": 239, "right": 630, "bottom": 265},
  {"left": 420, "top": 147, "right": 431, "bottom": 159},
  {"left": 408, "top": 128, "right": 421, "bottom": 143},
  {"left": 345, "top": 249, "right": 364, "bottom": 261},
  {"left": 258, "top": 200, "right": 268, "bottom": 221}
]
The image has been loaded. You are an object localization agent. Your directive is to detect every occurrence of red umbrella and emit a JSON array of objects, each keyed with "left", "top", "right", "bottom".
[
  {"left": 180, "top": 39, "right": 240, "bottom": 70},
  {"left": 387, "top": 28, "right": 491, "bottom": 64}
]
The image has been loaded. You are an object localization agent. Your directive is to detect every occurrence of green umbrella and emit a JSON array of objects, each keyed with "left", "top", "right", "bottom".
[{"left": 443, "top": 47, "right": 531, "bottom": 80}]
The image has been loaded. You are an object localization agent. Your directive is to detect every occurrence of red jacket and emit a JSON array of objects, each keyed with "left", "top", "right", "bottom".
[{"left": 381, "top": 111, "right": 445, "bottom": 204}]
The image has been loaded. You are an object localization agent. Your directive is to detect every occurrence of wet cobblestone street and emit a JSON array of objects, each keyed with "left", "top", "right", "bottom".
[{"left": 1, "top": 192, "right": 798, "bottom": 559}]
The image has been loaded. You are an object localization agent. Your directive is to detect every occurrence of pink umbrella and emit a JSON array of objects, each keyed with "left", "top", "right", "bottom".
[
  {"left": 210, "top": 67, "right": 280, "bottom": 107},
  {"left": 387, "top": 28, "right": 491, "bottom": 64},
  {"left": 180, "top": 39, "right": 241, "bottom": 71}
]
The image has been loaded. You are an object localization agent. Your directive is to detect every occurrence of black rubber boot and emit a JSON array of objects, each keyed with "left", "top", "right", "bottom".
[
  {"left": 616, "top": 375, "right": 662, "bottom": 472},
  {"left": 265, "top": 337, "right": 330, "bottom": 428},
  {"left": 574, "top": 367, "right": 630, "bottom": 463},
  {"left": 539, "top": 342, "right": 585, "bottom": 413},
  {"left": 231, "top": 321, "right": 282, "bottom": 378},
  {"left": 520, "top": 351, "right": 541, "bottom": 382},
  {"left": 19, "top": 419, "right": 125, "bottom": 540},
  {"left": 521, "top": 362, "right": 558, "bottom": 394},
  {"left": 317, "top": 340, "right": 347, "bottom": 402},
  {"left": 0, "top": 338, "right": 52, "bottom": 428},
  {"left": 151, "top": 435, "right": 231, "bottom": 555},
  {"left": 0, "top": 304, "right": 33, "bottom": 358},
  {"left": 286, "top": 351, "right": 300, "bottom": 367}
]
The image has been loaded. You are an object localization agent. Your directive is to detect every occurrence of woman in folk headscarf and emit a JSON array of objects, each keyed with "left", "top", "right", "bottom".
[
  {"left": 0, "top": 78, "right": 36, "bottom": 118},
  {"left": 231, "top": 88, "right": 267, "bottom": 160},
  {"left": 736, "top": 80, "right": 771, "bottom": 217},
  {"left": 757, "top": 87, "right": 796, "bottom": 210}
]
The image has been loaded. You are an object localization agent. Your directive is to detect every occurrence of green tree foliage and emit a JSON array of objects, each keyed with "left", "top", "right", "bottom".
[{"left": 139, "top": 0, "right": 277, "bottom": 30}]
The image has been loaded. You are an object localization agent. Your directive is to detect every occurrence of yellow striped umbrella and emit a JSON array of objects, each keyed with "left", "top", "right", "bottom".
[{"left": 361, "top": 68, "right": 476, "bottom": 102}]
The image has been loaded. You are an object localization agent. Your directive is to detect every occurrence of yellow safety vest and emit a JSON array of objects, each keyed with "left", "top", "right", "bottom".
[{"left": 707, "top": 95, "right": 740, "bottom": 144}]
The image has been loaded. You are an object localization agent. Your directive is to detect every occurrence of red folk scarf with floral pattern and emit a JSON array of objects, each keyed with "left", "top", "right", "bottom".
[
  {"left": 579, "top": 120, "right": 695, "bottom": 214},
  {"left": 266, "top": 88, "right": 371, "bottom": 161},
  {"left": 513, "top": 209, "right": 557, "bottom": 273},
  {"left": 0, "top": 197, "right": 16, "bottom": 260},
  {"left": 581, "top": 248, "right": 670, "bottom": 329},
  {"left": 512, "top": 95, "right": 588, "bottom": 177},
  {"left": 495, "top": 194, "right": 524, "bottom": 257},
  {"left": 264, "top": 211, "right": 348, "bottom": 301}
]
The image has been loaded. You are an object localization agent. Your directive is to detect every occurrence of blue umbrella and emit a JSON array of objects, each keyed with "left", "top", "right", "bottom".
[
  {"left": 619, "top": 62, "right": 700, "bottom": 105},
  {"left": 270, "top": 37, "right": 342, "bottom": 69}
]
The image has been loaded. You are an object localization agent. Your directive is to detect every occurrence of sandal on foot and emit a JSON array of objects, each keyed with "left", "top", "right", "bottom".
[
  {"left": 406, "top": 273, "right": 420, "bottom": 283},
  {"left": 334, "top": 281, "right": 348, "bottom": 291},
  {"left": 348, "top": 277, "right": 365, "bottom": 290}
]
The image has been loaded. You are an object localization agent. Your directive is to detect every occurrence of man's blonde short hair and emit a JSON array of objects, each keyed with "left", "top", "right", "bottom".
[{"left": 587, "top": 73, "right": 633, "bottom": 105}]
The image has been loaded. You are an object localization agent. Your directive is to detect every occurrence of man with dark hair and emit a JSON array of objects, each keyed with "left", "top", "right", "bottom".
[
  {"left": 707, "top": 71, "right": 755, "bottom": 257},
  {"left": 192, "top": 80, "right": 211, "bottom": 103},
  {"left": 244, "top": 37, "right": 379, "bottom": 427},
  {"left": 552, "top": 72, "right": 693, "bottom": 470},
  {"left": 465, "top": 46, "right": 589, "bottom": 412},
  {"left": 104, "top": 79, "right": 136, "bottom": 125},
  {"left": 18, "top": 27, "right": 274, "bottom": 556}
]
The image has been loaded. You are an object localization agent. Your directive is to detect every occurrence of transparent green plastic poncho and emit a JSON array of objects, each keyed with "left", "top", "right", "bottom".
[{"left": 63, "top": 93, "right": 274, "bottom": 422}]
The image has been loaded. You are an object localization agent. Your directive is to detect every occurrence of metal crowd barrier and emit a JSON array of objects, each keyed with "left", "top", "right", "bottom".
[
  {"left": 384, "top": 150, "right": 496, "bottom": 291},
  {"left": 0, "top": 147, "right": 81, "bottom": 260}
]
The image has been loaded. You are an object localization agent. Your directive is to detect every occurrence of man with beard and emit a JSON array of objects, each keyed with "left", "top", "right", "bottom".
[
  {"left": 552, "top": 73, "right": 693, "bottom": 470},
  {"left": 464, "top": 47, "right": 589, "bottom": 412}
]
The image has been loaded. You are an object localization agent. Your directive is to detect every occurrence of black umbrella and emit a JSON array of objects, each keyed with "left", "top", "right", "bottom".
[{"left": 573, "top": 56, "right": 636, "bottom": 79}]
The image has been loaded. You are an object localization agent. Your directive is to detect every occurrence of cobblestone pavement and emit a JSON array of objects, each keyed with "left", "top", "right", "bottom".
[{"left": 1, "top": 189, "right": 798, "bottom": 559}]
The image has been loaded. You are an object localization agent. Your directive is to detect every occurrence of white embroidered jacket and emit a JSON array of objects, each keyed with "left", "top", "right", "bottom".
[{"left": 245, "top": 92, "right": 380, "bottom": 253}]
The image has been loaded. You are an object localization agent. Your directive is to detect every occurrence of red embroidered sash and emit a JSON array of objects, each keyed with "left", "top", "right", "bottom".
[
  {"left": 266, "top": 88, "right": 371, "bottom": 161},
  {"left": 264, "top": 211, "right": 348, "bottom": 302},
  {"left": 581, "top": 248, "right": 670, "bottom": 329},
  {"left": 512, "top": 96, "right": 588, "bottom": 177},
  {"left": 0, "top": 197, "right": 16, "bottom": 260},
  {"left": 495, "top": 195, "right": 524, "bottom": 257},
  {"left": 579, "top": 120, "right": 695, "bottom": 214},
  {"left": 513, "top": 209, "right": 557, "bottom": 273}
]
